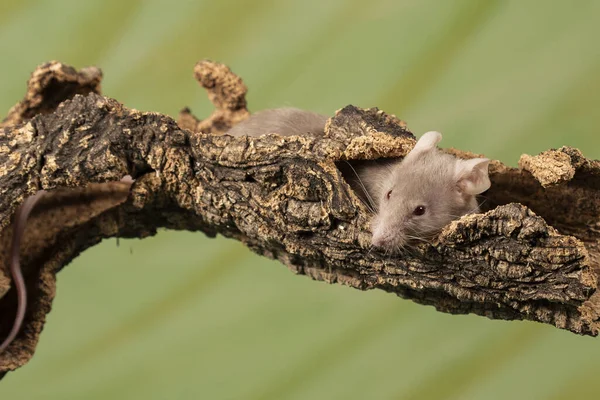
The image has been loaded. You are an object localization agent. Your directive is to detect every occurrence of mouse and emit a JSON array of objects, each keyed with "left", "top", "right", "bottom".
[
  {"left": 226, "top": 107, "right": 490, "bottom": 252},
  {"left": 0, "top": 175, "right": 135, "bottom": 355}
]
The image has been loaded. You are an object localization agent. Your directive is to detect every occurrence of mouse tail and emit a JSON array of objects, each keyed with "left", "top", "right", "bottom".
[{"left": 0, "top": 190, "right": 46, "bottom": 354}]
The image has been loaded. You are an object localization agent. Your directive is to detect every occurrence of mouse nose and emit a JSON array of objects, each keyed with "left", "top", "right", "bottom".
[{"left": 371, "top": 231, "right": 392, "bottom": 248}]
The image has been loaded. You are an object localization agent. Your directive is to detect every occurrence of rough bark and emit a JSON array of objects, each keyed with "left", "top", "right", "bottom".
[{"left": 0, "top": 60, "right": 599, "bottom": 375}]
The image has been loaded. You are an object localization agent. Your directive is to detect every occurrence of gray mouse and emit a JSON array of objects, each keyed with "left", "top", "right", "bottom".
[{"left": 226, "top": 107, "right": 490, "bottom": 251}]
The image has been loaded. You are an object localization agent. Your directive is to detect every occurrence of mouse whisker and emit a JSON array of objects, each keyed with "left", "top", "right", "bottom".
[
  {"left": 406, "top": 235, "right": 429, "bottom": 243},
  {"left": 476, "top": 198, "right": 489, "bottom": 211},
  {"left": 414, "top": 222, "right": 445, "bottom": 231},
  {"left": 366, "top": 245, "right": 376, "bottom": 257},
  {"left": 400, "top": 243, "right": 417, "bottom": 257},
  {"left": 444, "top": 214, "right": 469, "bottom": 219},
  {"left": 343, "top": 161, "right": 377, "bottom": 213}
]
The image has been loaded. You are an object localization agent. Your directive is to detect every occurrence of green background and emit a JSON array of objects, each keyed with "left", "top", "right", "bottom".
[{"left": 2, "top": 1, "right": 600, "bottom": 399}]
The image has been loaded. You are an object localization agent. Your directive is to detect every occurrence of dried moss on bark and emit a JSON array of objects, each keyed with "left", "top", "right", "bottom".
[{"left": 0, "top": 60, "right": 599, "bottom": 375}]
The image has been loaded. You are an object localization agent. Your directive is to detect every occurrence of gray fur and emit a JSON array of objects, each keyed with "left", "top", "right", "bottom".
[{"left": 226, "top": 107, "right": 329, "bottom": 137}]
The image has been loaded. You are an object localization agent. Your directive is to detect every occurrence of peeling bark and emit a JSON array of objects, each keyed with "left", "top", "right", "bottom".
[
  {"left": 0, "top": 60, "right": 599, "bottom": 374},
  {"left": 1, "top": 61, "right": 102, "bottom": 128}
]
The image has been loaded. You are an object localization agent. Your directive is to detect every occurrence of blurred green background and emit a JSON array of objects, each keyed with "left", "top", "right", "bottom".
[{"left": 1, "top": 0, "right": 600, "bottom": 399}]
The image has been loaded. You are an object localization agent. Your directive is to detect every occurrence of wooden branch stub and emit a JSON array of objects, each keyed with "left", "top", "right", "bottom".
[
  {"left": 1, "top": 61, "right": 102, "bottom": 128},
  {"left": 178, "top": 60, "right": 250, "bottom": 135},
  {"left": 1, "top": 60, "right": 599, "bottom": 374}
]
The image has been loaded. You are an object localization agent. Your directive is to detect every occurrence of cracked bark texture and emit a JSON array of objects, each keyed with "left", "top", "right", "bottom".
[{"left": 0, "top": 60, "right": 599, "bottom": 375}]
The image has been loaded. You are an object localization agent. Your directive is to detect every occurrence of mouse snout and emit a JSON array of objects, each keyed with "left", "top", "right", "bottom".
[
  {"left": 371, "top": 228, "right": 403, "bottom": 249},
  {"left": 372, "top": 234, "right": 391, "bottom": 248}
]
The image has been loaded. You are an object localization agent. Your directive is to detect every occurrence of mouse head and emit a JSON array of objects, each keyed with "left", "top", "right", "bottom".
[{"left": 371, "top": 131, "right": 490, "bottom": 252}]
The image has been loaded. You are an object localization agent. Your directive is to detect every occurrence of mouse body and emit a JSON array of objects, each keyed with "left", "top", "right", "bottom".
[
  {"left": 227, "top": 107, "right": 490, "bottom": 252},
  {"left": 226, "top": 107, "right": 329, "bottom": 138}
]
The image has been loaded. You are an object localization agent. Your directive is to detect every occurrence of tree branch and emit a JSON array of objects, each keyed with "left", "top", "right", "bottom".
[{"left": 0, "top": 60, "right": 598, "bottom": 374}]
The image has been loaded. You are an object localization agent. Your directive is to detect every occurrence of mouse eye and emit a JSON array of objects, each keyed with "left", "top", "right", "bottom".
[
  {"left": 386, "top": 190, "right": 393, "bottom": 200},
  {"left": 413, "top": 205, "right": 426, "bottom": 216}
]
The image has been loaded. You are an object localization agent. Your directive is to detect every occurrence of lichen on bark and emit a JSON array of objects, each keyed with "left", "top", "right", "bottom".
[{"left": 0, "top": 59, "right": 599, "bottom": 375}]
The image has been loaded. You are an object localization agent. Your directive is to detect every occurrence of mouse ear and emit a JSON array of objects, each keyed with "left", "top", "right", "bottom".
[
  {"left": 411, "top": 131, "right": 442, "bottom": 154},
  {"left": 455, "top": 158, "right": 491, "bottom": 195}
]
